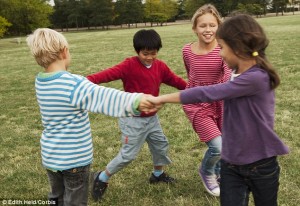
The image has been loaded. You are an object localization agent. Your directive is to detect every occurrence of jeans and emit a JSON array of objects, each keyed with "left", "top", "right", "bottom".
[
  {"left": 201, "top": 136, "right": 222, "bottom": 176},
  {"left": 47, "top": 164, "right": 90, "bottom": 206},
  {"left": 220, "top": 156, "right": 280, "bottom": 206}
]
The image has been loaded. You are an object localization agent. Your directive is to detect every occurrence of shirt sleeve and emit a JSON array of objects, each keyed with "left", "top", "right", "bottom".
[
  {"left": 161, "top": 62, "right": 187, "bottom": 90},
  {"left": 86, "top": 60, "right": 127, "bottom": 84},
  {"left": 180, "top": 69, "right": 267, "bottom": 104},
  {"left": 70, "top": 79, "right": 141, "bottom": 117}
]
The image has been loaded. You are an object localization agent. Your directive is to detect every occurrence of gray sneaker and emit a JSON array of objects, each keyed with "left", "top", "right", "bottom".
[{"left": 199, "top": 170, "right": 220, "bottom": 196}]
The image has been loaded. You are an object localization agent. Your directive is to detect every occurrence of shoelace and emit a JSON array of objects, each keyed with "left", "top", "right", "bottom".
[{"left": 205, "top": 176, "right": 219, "bottom": 189}]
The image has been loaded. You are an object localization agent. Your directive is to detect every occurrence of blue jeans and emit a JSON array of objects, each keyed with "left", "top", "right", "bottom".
[
  {"left": 220, "top": 156, "right": 280, "bottom": 206},
  {"left": 201, "top": 136, "right": 221, "bottom": 176},
  {"left": 46, "top": 164, "right": 90, "bottom": 206}
]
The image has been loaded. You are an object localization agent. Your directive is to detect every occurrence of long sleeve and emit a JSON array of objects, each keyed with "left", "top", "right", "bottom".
[
  {"left": 36, "top": 71, "right": 142, "bottom": 171},
  {"left": 71, "top": 79, "right": 141, "bottom": 117},
  {"left": 161, "top": 63, "right": 187, "bottom": 90},
  {"left": 180, "top": 68, "right": 265, "bottom": 104},
  {"left": 86, "top": 61, "right": 126, "bottom": 84}
]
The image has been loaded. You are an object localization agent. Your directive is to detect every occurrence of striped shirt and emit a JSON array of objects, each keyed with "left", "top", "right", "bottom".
[
  {"left": 182, "top": 43, "right": 231, "bottom": 142},
  {"left": 35, "top": 71, "right": 141, "bottom": 171}
]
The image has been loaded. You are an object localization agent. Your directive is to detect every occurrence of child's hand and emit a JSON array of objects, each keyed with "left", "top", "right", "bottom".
[
  {"left": 138, "top": 94, "right": 163, "bottom": 113},
  {"left": 144, "top": 95, "right": 164, "bottom": 111}
]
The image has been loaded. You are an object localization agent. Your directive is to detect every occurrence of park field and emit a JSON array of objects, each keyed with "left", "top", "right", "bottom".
[{"left": 0, "top": 14, "right": 299, "bottom": 206}]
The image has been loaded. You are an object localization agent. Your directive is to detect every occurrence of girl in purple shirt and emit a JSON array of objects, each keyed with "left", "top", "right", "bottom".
[{"left": 150, "top": 14, "right": 289, "bottom": 206}]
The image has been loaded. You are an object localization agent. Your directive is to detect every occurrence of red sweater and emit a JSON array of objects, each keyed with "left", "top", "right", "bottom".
[{"left": 87, "top": 56, "right": 187, "bottom": 116}]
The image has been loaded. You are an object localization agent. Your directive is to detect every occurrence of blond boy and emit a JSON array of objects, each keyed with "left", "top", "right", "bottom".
[{"left": 26, "top": 28, "right": 154, "bottom": 205}]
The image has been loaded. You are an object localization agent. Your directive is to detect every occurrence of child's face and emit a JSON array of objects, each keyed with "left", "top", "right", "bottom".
[
  {"left": 137, "top": 49, "right": 158, "bottom": 66},
  {"left": 194, "top": 13, "right": 218, "bottom": 44},
  {"left": 217, "top": 39, "right": 238, "bottom": 70}
]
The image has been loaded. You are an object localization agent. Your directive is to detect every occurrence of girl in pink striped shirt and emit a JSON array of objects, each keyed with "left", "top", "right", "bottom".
[{"left": 182, "top": 4, "right": 230, "bottom": 196}]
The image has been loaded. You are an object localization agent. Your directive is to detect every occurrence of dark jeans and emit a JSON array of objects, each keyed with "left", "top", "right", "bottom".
[
  {"left": 47, "top": 164, "right": 90, "bottom": 206},
  {"left": 220, "top": 157, "right": 280, "bottom": 206}
]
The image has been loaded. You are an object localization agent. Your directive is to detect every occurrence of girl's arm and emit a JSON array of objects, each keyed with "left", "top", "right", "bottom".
[{"left": 147, "top": 92, "right": 181, "bottom": 107}]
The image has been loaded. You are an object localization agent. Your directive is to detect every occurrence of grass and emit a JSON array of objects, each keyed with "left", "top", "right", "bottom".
[{"left": 0, "top": 14, "right": 299, "bottom": 205}]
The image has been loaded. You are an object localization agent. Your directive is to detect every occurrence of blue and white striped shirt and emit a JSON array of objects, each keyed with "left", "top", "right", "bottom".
[{"left": 35, "top": 71, "right": 141, "bottom": 171}]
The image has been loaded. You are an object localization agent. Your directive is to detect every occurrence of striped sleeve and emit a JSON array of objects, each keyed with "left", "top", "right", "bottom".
[{"left": 71, "top": 79, "right": 142, "bottom": 117}]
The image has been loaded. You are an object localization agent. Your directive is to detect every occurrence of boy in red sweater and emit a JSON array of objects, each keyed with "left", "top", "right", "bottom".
[{"left": 87, "top": 29, "right": 187, "bottom": 201}]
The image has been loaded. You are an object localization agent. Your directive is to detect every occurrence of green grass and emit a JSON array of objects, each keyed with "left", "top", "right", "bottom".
[{"left": 0, "top": 15, "right": 299, "bottom": 205}]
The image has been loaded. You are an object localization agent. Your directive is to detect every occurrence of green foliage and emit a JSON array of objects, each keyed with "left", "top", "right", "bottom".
[
  {"left": 237, "top": 3, "right": 263, "bottom": 15},
  {"left": 0, "top": 0, "right": 53, "bottom": 35},
  {"left": 144, "top": 0, "right": 178, "bottom": 24},
  {"left": 184, "top": 0, "right": 206, "bottom": 18},
  {"left": 89, "top": 0, "right": 114, "bottom": 29},
  {"left": 0, "top": 16, "right": 12, "bottom": 38},
  {"left": 114, "top": 0, "right": 144, "bottom": 26},
  {"left": 51, "top": 0, "right": 69, "bottom": 30}
]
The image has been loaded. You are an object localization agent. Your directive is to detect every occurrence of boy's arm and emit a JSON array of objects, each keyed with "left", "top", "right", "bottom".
[
  {"left": 161, "top": 63, "right": 187, "bottom": 90},
  {"left": 86, "top": 61, "right": 126, "bottom": 84},
  {"left": 71, "top": 79, "right": 155, "bottom": 117}
]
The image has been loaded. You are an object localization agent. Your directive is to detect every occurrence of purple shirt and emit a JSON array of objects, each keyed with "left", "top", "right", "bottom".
[{"left": 180, "top": 66, "right": 289, "bottom": 165}]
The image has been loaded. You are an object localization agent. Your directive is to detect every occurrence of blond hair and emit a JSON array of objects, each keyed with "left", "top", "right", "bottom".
[
  {"left": 26, "top": 28, "right": 69, "bottom": 68},
  {"left": 191, "top": 4, "right": 222, "bottom": 30}
]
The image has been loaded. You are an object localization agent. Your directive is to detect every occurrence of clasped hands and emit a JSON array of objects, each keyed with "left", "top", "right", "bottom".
[{"left": 138, "top": 94, "right": 163, "bottom": 113}]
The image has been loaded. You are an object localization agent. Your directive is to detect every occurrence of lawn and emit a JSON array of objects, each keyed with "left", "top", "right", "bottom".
[{"left": 0, "top": 14, "right": 299, "bottom": 206}]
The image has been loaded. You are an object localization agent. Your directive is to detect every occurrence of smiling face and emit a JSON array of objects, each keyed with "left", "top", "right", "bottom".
[
  {"left": 137, "top": 49, "right": 158, "bottom": 66},
  {"left": 193, "top": 13, "right": 219, "bottom": 45}
]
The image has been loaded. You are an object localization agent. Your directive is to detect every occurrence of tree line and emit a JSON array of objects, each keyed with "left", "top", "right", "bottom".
[{"left": 0, "top": 0, "right": 299, "bottom": 37}]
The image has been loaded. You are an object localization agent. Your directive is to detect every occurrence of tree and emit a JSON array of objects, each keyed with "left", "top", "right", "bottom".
[
  {"left": 51, "top": 0, "right": 69, "bottom": 31},
  {"left": 0, "top": 16, "right": 12, "bottom": 37},
  {"left": 125, "top": 0, "right": 144, "bottom": 27},
  {"left": 272, "top": 0, "right": 289, "bottom": 15},
  {"left": 161, "top": 0, "right": 178, "bottom": 23},
  {"left": 114, "top": 0, "right": 144, "bottom": 28},
  {"left": 89, "top": 0, "right": 114, "bottom": 29},
  {"left": 176, "top": 0, "right": 188, "bottom": 19},
  {"left": 114, "top": 0, "right": 127, "bottom": 26},
  {"left": 144, "top": 0, "right": 178, "bottom": 26},
  {"left": 0, "top": 0, "right": 53, "bottom": 35},
  {"left": 184, "top": 0, "right": 205, "bottom": 18}
]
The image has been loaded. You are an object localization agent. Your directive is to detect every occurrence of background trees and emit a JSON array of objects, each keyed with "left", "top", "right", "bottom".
[
  {"left": 0, "top": 16, "right": 11, "bottom": 38},
  {"left": 0, "top": 0, "right": 297, "bottom": 37},
  {"left": 0, "top": 0, "right": 53, "bottom": 35}
]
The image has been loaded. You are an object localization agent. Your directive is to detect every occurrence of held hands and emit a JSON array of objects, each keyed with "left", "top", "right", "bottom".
[{"left": 138, "top": 94, "right": 164, "bottom": 114}]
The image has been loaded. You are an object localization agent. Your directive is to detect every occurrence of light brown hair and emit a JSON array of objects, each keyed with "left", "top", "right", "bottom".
[{"left": 191, "top": 4, "right": 222, "bottom": 30}]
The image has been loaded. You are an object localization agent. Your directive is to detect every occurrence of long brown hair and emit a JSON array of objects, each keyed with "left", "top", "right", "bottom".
[{"left": 216, "top": 14, "right": 280, "bottom": 89}]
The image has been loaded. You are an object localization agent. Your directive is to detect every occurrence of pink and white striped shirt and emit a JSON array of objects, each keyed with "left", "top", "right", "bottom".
[{"left": 182, "top": 43, "right": 231, "bottom": 142}]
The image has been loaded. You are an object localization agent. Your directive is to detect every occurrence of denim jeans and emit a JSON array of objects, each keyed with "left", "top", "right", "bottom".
[
  {"left": 47, "top": 164, "right": 90, "bottom": 206},
  {"left": 201, "top": 136, "right": 222, "bottom": 176},
  {"left": 220, "top": 156, "right": 280, "bottom": 206}
]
